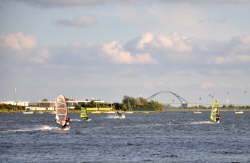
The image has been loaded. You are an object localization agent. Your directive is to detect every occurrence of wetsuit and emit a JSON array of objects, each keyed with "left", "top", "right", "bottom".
[{"left": 62, "top": 117, "right": 70, "bottom": 129}]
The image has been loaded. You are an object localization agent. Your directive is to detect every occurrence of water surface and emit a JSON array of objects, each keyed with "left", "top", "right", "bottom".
[{"left": 0, "top": 111, "right": 250, "bottom": 162}]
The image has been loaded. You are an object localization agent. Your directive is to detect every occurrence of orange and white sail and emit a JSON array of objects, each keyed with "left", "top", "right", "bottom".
[{"left": 55, "top": 95, "right": 68, "bottom": 127}]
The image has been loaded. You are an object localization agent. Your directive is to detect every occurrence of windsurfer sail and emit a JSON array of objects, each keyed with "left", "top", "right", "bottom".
[
  {"left": 55, "top": 95, "right": 70, "bottom": 129},
  {"left": 210, "top": 99, "right": 220, "bottom": 123},
  {"left": 80, "top": 107, "right": 90, "bottom": 121}
]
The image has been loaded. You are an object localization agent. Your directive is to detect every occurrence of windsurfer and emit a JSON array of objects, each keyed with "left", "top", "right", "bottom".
[
  {"left": 210, "top": 99, "right": 221, "bottom": 123},
  {"left": 116, "top": 111, "right": 122, "bottom": 117},
  {"left": 62, "top": 117, "right": 70, "bottom": 129},
  {"left": 80, "top": 108, "right": 90, "bottom": 121},
  {"left": 216, "top": 111, "right": 220, "bottom": 122}
]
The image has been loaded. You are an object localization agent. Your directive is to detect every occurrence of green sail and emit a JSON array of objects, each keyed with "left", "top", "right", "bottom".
[
  {"left": 210, "top": 100, "right": 220, "bottom": 122},
  {"left": 80, "top": 108, "right": 89, "bottom": 119}
]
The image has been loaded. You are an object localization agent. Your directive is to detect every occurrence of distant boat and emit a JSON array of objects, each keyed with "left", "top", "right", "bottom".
[
  {"left": 23, "top": 111, "right": 34, "bottom": 114},
  {"left": 235, "top": 111, "right": 244, "bottom": 114},
  {"left": 193, "top": 111, "right": 202, "bottom": 114},
  {"left": 23, "top": 108, "right": 33, "bottom": 114},
  {"left": 210, "top": 100, "right": 221, "bottom": 123},
  {"left": 55, "top": 95, "right": 70, "bottom": 129}
]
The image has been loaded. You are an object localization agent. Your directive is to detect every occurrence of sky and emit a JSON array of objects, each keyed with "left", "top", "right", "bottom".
[{"left": 1, "top": 0, "right": 250, "bottom": 104}]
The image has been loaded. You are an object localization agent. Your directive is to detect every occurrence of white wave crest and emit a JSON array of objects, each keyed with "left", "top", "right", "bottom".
[
  {"left": 190, "top": 121, "right": 215, "bottom": 125},
  {"left": 106, "top": 114, "right": 126, "bottom": 119},
  {"left": 0, "top": 125, "right": 61, "bottom": 133}
]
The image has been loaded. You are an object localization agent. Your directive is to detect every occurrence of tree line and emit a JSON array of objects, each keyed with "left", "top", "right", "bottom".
[
  {"left": 74, "top": 96, "right": 164, "bottom": 111},
  {"left": 116, "top": 96, "right": 164, "bottom": 111}
]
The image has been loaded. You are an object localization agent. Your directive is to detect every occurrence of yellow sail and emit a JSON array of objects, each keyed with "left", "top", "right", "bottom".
[
  {"left": 80, "top": 108, "right": 89, "bottom": 119},
  {"left": 210, "top": 100, "right": 220, "bottom": 123}
]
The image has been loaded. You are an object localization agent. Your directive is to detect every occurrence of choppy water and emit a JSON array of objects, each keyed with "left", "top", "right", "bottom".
[{"left": 0, "top": 111, "right": 250, "bottom": 163}]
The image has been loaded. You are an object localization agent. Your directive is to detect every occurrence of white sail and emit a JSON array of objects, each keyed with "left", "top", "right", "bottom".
[{"left": 55, "top": 95, "right": 68, "bottom": 127}]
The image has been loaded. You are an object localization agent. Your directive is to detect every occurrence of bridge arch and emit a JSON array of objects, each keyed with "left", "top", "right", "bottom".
[{"left": 147, "top": 91, "right": 188, "bottom": 108}]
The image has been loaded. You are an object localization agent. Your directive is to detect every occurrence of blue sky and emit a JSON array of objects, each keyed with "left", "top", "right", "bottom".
[{"left": 1, "top": 0, "right": 250, "bottom": 104}]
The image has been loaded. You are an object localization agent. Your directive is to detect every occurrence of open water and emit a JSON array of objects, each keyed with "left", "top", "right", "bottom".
[{"left": 0, "top": 111, "right": 250, "bottom": 163}]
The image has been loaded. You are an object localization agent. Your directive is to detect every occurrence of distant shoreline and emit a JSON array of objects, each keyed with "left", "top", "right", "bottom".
[
  {"left": 0, "top": 108, "right": 249, "bottom": 113},
  {"left": 165, "top": 108, "right": 250, "bottom": 112}
]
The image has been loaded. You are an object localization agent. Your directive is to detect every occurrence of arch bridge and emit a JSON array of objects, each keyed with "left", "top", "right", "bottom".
[{"left": 147, "top": 91, "right": 188, "bottom": 108}]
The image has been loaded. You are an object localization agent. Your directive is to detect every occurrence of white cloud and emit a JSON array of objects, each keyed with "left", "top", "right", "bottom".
[
  {"left": 57, "top": 16, "right": 96, "bottom": 28},
  {"left": 0, "top": 32, "right": 51, "bottom": 65},
  {"left": 29, "top": 48, "right": 50, "bottom": 64},
  {"left": 239, "top": 35, "right": 250, "bottom": 44},
  {"left": 2, "top": 32, "right": 250, "bottom": 68},
  {"left": 126, "top": 32, "right": 194, "bottom": 63},
  {"left": 154, "top": 33, "right": 192, "bottom": 53},
  {"left": 102, "top": 41, "right": 156, "bottom": 64},
  {"left": 232, "top": 35, "right": 250, "bottom": 53},
  {"left": 205, "top": 69, "right": 244, "bottom": 76},
  {"left": 214, "top": 54, "right": 250, "bottom": 64},
  {"left": 137, "top": 32, "right": 154, "bottom": 49},
  {"left": 0, "top": 32, "right": 37, "bottom": 51},
  {"left": 134, "top": 32, "right": 192, "bottom": 53},
  {"left": 213, "top": 35, "right": 250, "bottom": 65}
]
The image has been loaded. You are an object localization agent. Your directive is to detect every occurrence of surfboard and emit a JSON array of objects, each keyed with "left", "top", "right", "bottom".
[{"left": 55, "top": 95, "right": 69, "bottom": 128}]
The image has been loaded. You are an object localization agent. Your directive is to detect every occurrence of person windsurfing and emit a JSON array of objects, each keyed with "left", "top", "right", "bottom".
[
  {"left": 62, "top": 116, "right": 70, "bottom": 129},
  {"left": 215, "top": 110, "right": 220, "bottom": 122},
  {"left": 55, "top": 95, "right": 71, "bottom": 130},
  {"left": 210, "top": 99, "right": 221, "bottom": 123},
  {"left": 80, "top": 107, "right": 90, "bottom": 121},
  {"left": 116, "top": 110, "right": 122, "bottom": 117}
]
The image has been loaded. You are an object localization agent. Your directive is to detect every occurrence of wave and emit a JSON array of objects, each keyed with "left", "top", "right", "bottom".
[
  {"left": 189, "top": 121, "right": 215, "bottom": 125},
  {"left": 105, "top": 114, "right": 126, "bottom": 119},
  {"left": 70, "top": 119, "right": 82, "bottom": 122},
  {"left": 0, "top": 125, "right": 62, "bottom": 133}
]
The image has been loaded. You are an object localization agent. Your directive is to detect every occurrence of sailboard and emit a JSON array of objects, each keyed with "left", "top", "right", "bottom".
[
  {"left": 210, "top": 100, "right": 220, "bottom": 123},
  {"left": 55, "top": 95, "right": 70, "bottom": 129}
]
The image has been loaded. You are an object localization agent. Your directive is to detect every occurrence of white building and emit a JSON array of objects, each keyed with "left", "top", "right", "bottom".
[{"left": 0, "top": 101, "right": 29, "bottom": 106}]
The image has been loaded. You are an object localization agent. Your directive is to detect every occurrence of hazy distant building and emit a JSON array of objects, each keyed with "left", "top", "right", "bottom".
[
  {"left": 0, "top": 101, "right": 29, "bottom": 106},
  {"left": 26, "top": 101, "right": 55, "bottom": 111}
]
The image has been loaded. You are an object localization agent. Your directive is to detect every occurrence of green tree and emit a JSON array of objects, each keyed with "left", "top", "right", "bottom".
[
  {"left": 122, "top": 96, "right": 137, "bottom": 109},
  {"left": 121, "top": 95, "right": 165, "bottom": 111},
  {"left": 148, "top": 100, "right": 164, "bottom": 111}
]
